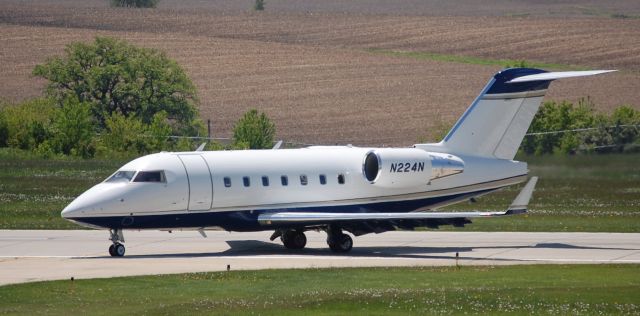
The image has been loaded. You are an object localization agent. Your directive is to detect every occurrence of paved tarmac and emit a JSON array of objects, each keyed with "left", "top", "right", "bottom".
[{"left": 1, "top": 230, "right": 639, "bottom": 285}]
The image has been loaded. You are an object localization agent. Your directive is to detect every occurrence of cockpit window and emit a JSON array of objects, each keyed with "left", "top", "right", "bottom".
[
  {"left": 106, "top": 171, "right": 136, "bottom": 183},
  {"left": 133, "top": 171, "right": 166, "bottom": 183}
]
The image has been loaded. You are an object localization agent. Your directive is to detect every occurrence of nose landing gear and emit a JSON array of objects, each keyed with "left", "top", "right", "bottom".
[{"left": 108, "top": 229, "right": 125, "bottom": 257}]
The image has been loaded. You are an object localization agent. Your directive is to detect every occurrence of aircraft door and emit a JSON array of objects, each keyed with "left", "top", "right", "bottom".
[{"left": 178, "top": 155, "right": 213, "bottom": 211}]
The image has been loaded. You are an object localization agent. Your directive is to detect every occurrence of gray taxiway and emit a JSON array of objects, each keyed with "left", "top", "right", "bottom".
[{"left": 1, "top": 230, "right": 639, "bottom": 285}]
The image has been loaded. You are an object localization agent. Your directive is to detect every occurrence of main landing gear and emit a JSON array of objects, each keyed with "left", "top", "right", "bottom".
[
  {"left": 272, "top": 226, "right": 353, "bottom": 253},
  {"left": 272, "top": 229, "right": 308, "bottom": 250},
  {"left": 108, "top": 228, "right": 125, "bottom": 257},
  {"left": 326, "top": 225, "right": 353, "bottom": 253}
]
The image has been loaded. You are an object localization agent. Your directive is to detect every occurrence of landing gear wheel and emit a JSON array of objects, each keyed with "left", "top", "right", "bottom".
[
  {"left": 281, "top": 230, "right": 307, "bottom": 249},
  {"left": 108, "top": 228, "right": 126, "bottom": 257},
  {"left": 113, "top": 243, "right": 125, "bottom": 257},
  {"left": 328, "top": 233, "right": 353, "bottom": 253}
]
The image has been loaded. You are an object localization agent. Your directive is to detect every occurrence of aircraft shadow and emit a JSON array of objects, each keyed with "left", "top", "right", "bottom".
[{"left": 85, "top": 240, "right": 637, "bottom": 261}]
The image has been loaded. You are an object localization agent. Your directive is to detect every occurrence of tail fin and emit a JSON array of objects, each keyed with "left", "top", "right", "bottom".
[{"left": 437, "top": 68, "right": 614, "bottom": 159}]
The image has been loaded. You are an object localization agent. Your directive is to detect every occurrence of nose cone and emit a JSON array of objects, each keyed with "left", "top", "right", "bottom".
[
  {"left": 61, "top": 183, "right": 124, "bottom": 219},
  {"left": 61, "top": 196, "right": 86, "bottom": 219}
]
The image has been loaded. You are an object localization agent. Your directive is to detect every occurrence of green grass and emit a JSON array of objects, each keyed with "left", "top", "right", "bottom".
[
  {"left": 0, "top": 149, "right": 126, "bottom": 229},
  {"left": 0, "top": 265, "right": 638, "bottom": 315},
  {"left": 367, "top": 49, "right": 587, "bottom": 71},
  {"left": 440, "top": 153, "right": 640, "bottom": 232},
  {"left": 0, "top": 148, "right": 638, "bottom": 231}
]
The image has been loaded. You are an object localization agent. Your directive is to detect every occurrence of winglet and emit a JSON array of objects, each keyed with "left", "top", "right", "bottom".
[
  {"left": 507, "top": 176, "right": 538, "bottom": 213},
  {"left": 195, "top": 142, "right": 207, "bottom": 152}
]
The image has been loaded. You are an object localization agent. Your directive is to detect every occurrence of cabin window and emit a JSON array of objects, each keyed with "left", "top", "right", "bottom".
[
  {"left": 224, "top": 177, "right": 232, "bottom": 188},
  {"left": 106, "top": 171, "right": 136, "bottom": 183},
  {"left": 133, "top": 171, "right": 165, "bottom": 183},
  {"left": 262, "top": 176, "right": 269, "bottom": 187},
  {"left": 300, "top": 175, "right": 308, "bottom": 186},
  {"left": 243, "top": 176, "right": 251, "bottom": 187},
  {"left": 338, "top": 174, "right": 345, "bottom": 184},
  {"left": 281, "top": 175, "right": 288, "bottom": 186},
  {"left": 319, "top": 174, "right": 327, "bottom": 185}
]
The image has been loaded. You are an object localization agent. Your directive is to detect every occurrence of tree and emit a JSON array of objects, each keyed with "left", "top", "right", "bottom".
[
  {"left": 233, "top": 109, "right": 275, "bottom": 149},
  {"left": 49, "top": 96, "right": 96, "bottom": 158},
  {"left": 101, "top": 112, "right": 149, "bottom": 154},
  {"left": 33, "top": 37, "right": 201, "bottom": 136},
  {"left": 254, "top": 0, "right": 265, "bottom": 11},
  {"left": 0, "top": 98, "right": 56, "bottom": 150},
  {"left": 0, "top": 110, "right": 8, "bottom": 147},
  {"left": 111, "top": 0, "right": 159, "bottom": 8}
]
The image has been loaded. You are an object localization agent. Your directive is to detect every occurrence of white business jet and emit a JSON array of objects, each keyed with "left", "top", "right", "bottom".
[{"left": 61, "top": 68, "right": 613, "bottom": 257}]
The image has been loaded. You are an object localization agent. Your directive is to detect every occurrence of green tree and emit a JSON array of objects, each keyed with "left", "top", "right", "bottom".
[
  {"left": 49, "top": 96, "right": 96, "bottom": 158},
  {"left": 0, "top": 98, "right": 56, "bottom": 150},
  {"left": 111, "top": 0, "right": 159, "bottom": 8},
  {"left": 101, "top": 112, "right": 149, "bottom": 154},
  {"left": 146, "top": 111, "right": 172, "bottom": 152},
  {"left": 522, "top": 99, "right": 598, "bottom": 155},
  {"left": 33, "top": 37, "right": 201, "bottom": 135},
  {"left": 233, "top": 109, "right": 275, "bottom": 149},
  {"left": 0, "top": 110, "right": 8, "bottom": 147},
  {"left": 254, "top": 0, "right": 265, "bottom": 11},
  {"left": 610, "top": 105, "right": 640, "bottom": 148}
]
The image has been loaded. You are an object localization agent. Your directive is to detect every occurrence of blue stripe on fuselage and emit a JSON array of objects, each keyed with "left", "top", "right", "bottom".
[{"left": 65, "top": 187, "right": 498, "bottom": 231}]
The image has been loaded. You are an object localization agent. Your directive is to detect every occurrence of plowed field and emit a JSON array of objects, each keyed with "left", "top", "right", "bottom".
[{"left": 1, "top": 1, "right": 639, "bottom": 145}]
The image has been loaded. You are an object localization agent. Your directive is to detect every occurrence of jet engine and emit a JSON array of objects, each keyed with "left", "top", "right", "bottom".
[{"left": 362, "top": 148, "right": 464, "bottom": 188}]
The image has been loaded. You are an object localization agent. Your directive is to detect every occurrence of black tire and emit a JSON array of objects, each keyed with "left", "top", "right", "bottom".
[
  {"left": 108, "top": 244, "right": 116, "bottom": 257},
  {"left": 114, "top": 243, "right": 125, "bottom": 257},
  {"left": 282, "top": 230, "right": 307, "bottom": 249},
  {"left": 328, "top": 234, "right": 353, "bottom": 253}
]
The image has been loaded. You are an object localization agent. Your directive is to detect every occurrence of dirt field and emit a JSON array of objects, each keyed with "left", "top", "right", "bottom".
[{"left": 1, "top": 1, "right": 639, "bottom": 145}]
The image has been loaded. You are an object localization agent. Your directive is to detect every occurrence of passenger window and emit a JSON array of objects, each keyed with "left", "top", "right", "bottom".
[
  {"left": 319, "top": 174, "right": 327, "bottom": 185},
  {"left": 106, "top": 170, "right": 136, "bottom": 183},
  {"left": 224, "top": 177, "right": 232, "bottom": 188},
  {"left": 338, "top": 174, "right": 345, "bottom": 184},
  {"left": 262, "top": 176, "right": 269, "bottom": 187},
  {"left": 300, "top": 175, "right": 308, "bottom": 186},
  {"left": 281, "top": 175, "right": 288, "bottom": 186},
  {"left": 243, "top": 176, "right": 251, "bottom": 187},
  {"left": 133, "top": 171, "right": 165, "bottom": 183}
]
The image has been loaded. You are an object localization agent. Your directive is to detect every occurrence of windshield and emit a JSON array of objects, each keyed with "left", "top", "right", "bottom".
[
  {"left": 105, "top": 171, "right": 136, "bottom": 183},
  {"left": 133, "top": 171, "right": 165, "bottom": 183}
]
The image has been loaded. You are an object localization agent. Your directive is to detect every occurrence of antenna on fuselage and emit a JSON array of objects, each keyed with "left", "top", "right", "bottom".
[{"left": 272, "top": 140, "right": 283, "bottom": 150}]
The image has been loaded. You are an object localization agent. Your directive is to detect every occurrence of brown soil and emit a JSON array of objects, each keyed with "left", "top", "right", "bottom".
[{"left": 1, "top": 1, "right": 639, "bottom": 146}]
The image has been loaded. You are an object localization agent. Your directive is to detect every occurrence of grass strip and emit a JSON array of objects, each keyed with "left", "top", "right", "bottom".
[
  {"left": 368, "top": 49, "right": 588, "bottom": 70},
  {"left": 0, "top": 265, "right": 638, "bottom": 315}
]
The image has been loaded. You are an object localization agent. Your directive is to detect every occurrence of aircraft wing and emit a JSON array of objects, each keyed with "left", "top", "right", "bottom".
[{"left": 258, "top": 177, "right": 537, "bottom": 226}]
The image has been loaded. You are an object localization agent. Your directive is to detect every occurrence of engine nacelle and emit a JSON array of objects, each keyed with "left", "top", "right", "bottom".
[{"left": 362, "top": 148, "right": 464, "bottom": 188}]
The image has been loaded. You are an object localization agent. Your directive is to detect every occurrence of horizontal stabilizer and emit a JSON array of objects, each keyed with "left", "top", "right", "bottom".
[{"left": 507, "top": 70, "right": 616, "bottom": 83}]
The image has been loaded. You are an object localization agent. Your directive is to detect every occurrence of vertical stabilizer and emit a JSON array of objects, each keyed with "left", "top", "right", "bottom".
[{"left": 435, "top": 68, "right": 614, "bottom": 159}]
